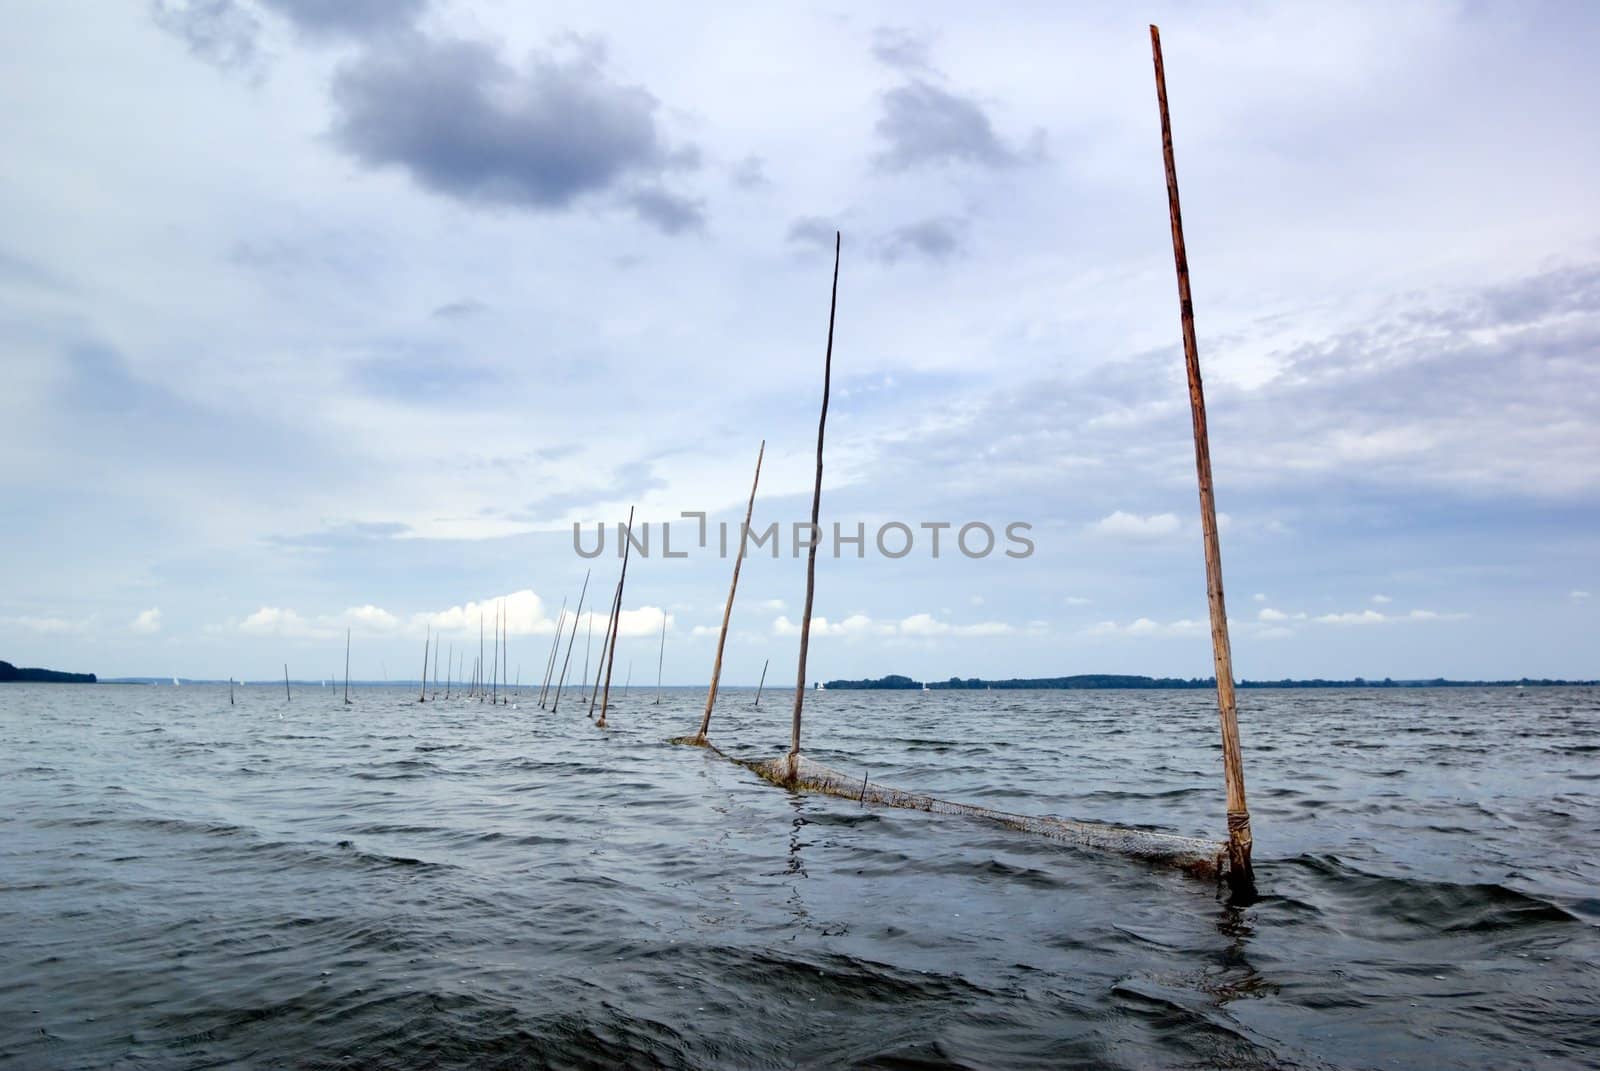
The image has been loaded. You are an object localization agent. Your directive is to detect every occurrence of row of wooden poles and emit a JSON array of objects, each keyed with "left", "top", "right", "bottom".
[
  {"left": 673, "top": 28, "right": 1253, "bottom": 895},
  {"left": 271, "top": 28, "right": 1254, "bottom": 896}
]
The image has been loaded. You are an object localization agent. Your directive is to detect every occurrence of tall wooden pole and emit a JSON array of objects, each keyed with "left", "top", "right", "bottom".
[
  {"left": 694, "top": 440, "right": 766, "bottom": 743},
  {"left": 478, "top": 614, "right": 485, "bottom": 700},
  {"left": 1150, "top": 24, "right": 1254, "bottom": 895},
  {"left": 445, "top": 642, "right": 452, "bottom": 698},
  {"left": 787, "top": 233, "right": 840, "bottom": 783},
  {"left": 539, "top": 596, "right": 567, "bottom": 707},
  {"left": 343, "top": 629, "right": 352, "bottom": 705},
  {"left": 283, "top": 663, "right": 291, "bottom": 701},
  {"left": 654, "top": 612, "right": 665, "bottom": 705},
  {"left": 583, "top": 611, "right": 593, "bottom": 691},
  {"left": 754, "top": 657, "right": 768, "bottom": 708},
  {"left": 596, "top": 507, "right": 636, "bottom": 729},
  {"left": 551, "top": 569, "right": 590, "bottom": 713},
  {"left": 589, "top": 579, "right": 621, "bottom": 717},
  {"left": 418, "top": 627, "right": 429, "bottom": 703}
]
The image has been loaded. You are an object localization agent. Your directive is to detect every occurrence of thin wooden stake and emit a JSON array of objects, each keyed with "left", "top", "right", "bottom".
[
  {"left": 445, "top": 642, "right": 452, "bottom": 699},
  {"left": 695, "top": 440, "right": 766, "bottom": 743},
  {"left": 654, "top": 611, "right": 665, "bottom": 705},
  {"left": 478, "top": 613, "right": 485, "bottom": 701},
  {"left": 754, "top": 657, "right": 768, "bottom": 708},
  {"left": 418, "top": 626, "right": 429, "bottom": 703},
  {"left": 1150, "top": 24, "right": 1254, "bottom": 897},
  {"left": 432, "top": 636, "right": 440, "bottom": 699},
  {"left": 540, "top": 596, "right": 567, "bottom": 707},
  {"left": 344, "top": 628, "right": 352, "bottom": 705},
  {"left": 284, "top": 663, "right": 291, "bottom": 701},
  {"left": 583, "top": 611, "right": 593, "bottom": 691},
  {"left": 551, "top": 569, "right": 590, "bottom": 713},
  {"left": 788, "top": 232, "right": 841, "bottom": 783},
  {"left": 229, "top": 677, "right": 234, "bottom": 706},
  {"left": 589, "top": 578, "right": 621, "bottom": 717},
  {"left": 596, "top": 507, "right": 636, "bottom": 729}
]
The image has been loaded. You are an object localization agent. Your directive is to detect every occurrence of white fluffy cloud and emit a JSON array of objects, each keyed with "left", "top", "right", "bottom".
[
  {"left": 1314, "top": 608, "right": 1464, "bottom": 625},
  {"left": 131, "top": 608, "right": 162, "bottom": 634},
  {"left": 1081, "top": 617, "right": 1208, "bottom": 638},
  {"left": 1090, "top": 511, "right": 1181, "bottom": 540},
  {"left": 240, "top": 606, "right": 312, "bottom": 637},
  {"left": 231, "top": 591, "right": 668, "bottom": 644},
  {"left": 770, "top": 611, "right": 1012, "bottom": 638},
  {"left": 897, "top": 612, "right": 1012, "bottom": 637}
]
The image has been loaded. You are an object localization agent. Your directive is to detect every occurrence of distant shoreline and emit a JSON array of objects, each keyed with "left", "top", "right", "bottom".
[
  {"left": 0, "top": 660, "right": 95, "bottom": 684},
  {"left": 824, "top": 673, "right": 1598, "bottom": 691}
]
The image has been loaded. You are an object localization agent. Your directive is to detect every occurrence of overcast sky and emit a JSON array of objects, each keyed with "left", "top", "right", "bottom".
[{"left": 2, "top": 0, "right": 1597, "bottom": 684}]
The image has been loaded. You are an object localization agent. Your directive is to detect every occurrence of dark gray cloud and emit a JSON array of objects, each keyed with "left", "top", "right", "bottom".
[
  {"left": 876, "top": 217, "right": 964, "bottom": 264},
  {"left": 1404, "top": 263, "right": 1600, "bottom": 334},
  {"left": 515, "top": 460, "right": 667, "bottom": 521},
  {"left": 628, "top": 188, "right": 705, "bottom": 234},
  {"left": 729, "top": 155, "right": 770, "bottom": 190},
  {"left": 870, "top": 27, "right": 933, "bottom": 73},
  {"left": 258, "top": 0, "right": 425, "bottom": 38},
  {"left": 329, "top": 34, "right": 702, "bottom": 233},
  {"left": 786, "top": 216, "right": 839, "bottom": 251},
  {"left": 874, "top": 80, "right": 1028, "bottom": 172},
  {"left": 150, "top": 0, "right": 262, "bottom": 71},
  {"left": 867, "top": 260, "right": 1600, "bottom": 509},
  {"left": 430, "top": 299, "right": 487, "bottom": 320}
]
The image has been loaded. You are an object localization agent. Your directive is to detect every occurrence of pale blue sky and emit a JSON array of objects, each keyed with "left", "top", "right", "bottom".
[{"left": 1, "top": 1, "right": 1596, "bottom": 682}]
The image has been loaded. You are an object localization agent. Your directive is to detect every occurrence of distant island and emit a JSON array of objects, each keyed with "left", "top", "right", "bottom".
[
  {"left": 824, "top": 674, "right": 1597, "bottom": 690},
  {"left": 0, "top": 659, "right": 96, "bottom": 684}
]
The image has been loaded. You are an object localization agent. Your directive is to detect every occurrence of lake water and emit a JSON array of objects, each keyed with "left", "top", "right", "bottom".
[{"left": 2, "top": 683, "right": 1597, "bottom": 1069}]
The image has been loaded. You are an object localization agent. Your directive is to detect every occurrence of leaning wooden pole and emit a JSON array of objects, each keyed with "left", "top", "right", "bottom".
[
  {"left": 754, "top": 657, "right": 768, "bottom": 708},
  {"left": 588, "top": 579, "right": 621, "bottom": 717},
  {"left": 284, "top": 663, "right": 291, "bottom": 701},
  {"left": 654, "top": 612, "right": 665, "bottom": 705},
  {"left": 787, "top": 232, "right": 840, "bottom": 783},
  {"left": 418, "top": 627, "right": 430, "bottom": 703},
  {"left": 596, "top": 507, "right": 636, "bottom": 729},
  {"left": 343, "top": 628, "right": 352, "bottom": 705},
  {"left": 694, "top": 440, "right": 766, "bottom": 743},
  {"left": 1150, "top": 24, "right": 1254, "bottom": 897},
  {"left": 550, "top": 569, "right": 590, "bottom": 713},
  {"left": 539, "top": 596, "right": 567, "bottom": 707}
]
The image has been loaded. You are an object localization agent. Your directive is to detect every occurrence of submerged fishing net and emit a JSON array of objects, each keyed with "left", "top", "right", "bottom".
[{"left": 732, "top": 752, "right": 1229, "bottom": 881}]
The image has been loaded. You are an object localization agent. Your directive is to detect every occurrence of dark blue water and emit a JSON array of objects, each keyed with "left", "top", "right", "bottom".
[{"left": 2, "top": 684, "right": 1597, "bottom": 1069}]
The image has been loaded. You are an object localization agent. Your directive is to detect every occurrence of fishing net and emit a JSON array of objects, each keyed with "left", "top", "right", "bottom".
[{"left": 720, "top": 752, "right": 1228, "bottom": 881}]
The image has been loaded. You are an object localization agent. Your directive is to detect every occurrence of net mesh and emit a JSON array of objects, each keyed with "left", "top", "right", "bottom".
[{"left": 730, "top": 752, "right": 1229, "bottom": 881}]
